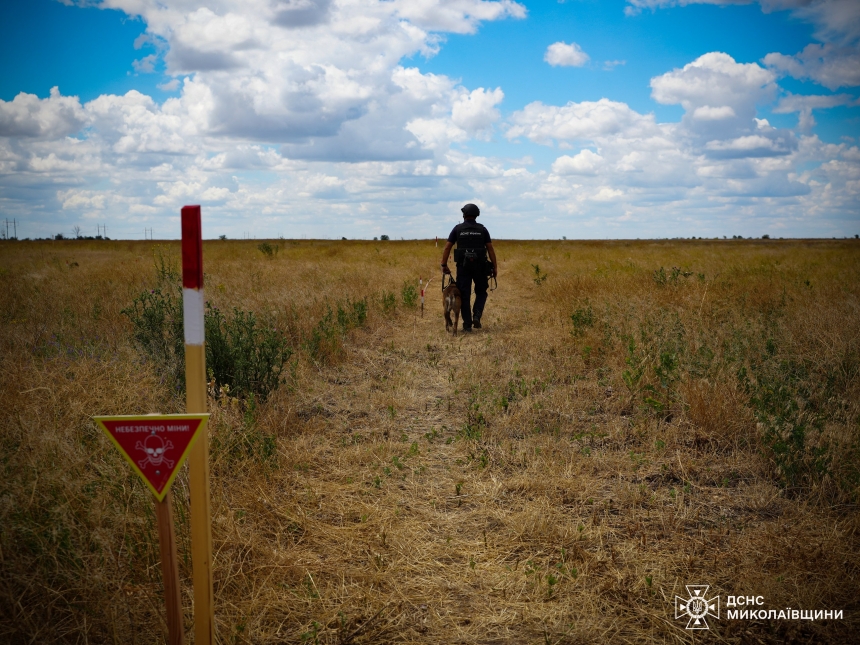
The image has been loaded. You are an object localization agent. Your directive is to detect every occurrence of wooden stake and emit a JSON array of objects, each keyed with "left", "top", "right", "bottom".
[
  {"left": 186, "top": 344, "right": 213, "bottom": 644},
  {"left": 181, "top": 206, "right": 214, "bottom": 645},
  {"left": 421, "top": 277, "right": 432, "bottom": 319},
  {"left": 155, "top": 492, "right": 184, "bottom": 645}
]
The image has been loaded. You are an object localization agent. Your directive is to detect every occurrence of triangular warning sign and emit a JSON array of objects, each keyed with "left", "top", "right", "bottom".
[{"left": 94, "top": 414, "right": 209, "bottom": 501}]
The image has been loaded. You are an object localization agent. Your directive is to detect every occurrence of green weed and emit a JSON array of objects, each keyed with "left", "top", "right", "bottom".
[
  {"left": 207, "top": 305, "right": 292, "bottom": 400},
  {"left": 257, "top": 242, "right": 279, "bottom": 258},
  {"left": 532, "top": 264, "right": 548, "bottom": 285},
  {"left": 570, "top": 304, "right": 594, "bottom": 336},
  {"left": 381, "top": 290, "right": 396, "bottom": 313},
  {"left": 402, "top": 281, "right": 418, "bottom": 308}
]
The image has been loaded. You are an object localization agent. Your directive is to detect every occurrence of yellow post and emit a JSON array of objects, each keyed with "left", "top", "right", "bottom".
[
  {"left": 181, "top": 205, "right": 214, "bottom": 644},
  {"left": 186, "top": 345, "right": 212, "bottom": 644}
]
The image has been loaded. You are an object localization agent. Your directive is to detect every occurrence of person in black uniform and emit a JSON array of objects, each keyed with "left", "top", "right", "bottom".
[{"left": 440, "top": 203, "right": 498, "bottom": 332}]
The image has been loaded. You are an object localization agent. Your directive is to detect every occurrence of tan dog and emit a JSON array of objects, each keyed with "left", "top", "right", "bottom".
[{"left": 443, "top": 278, "right": 462, "bottom": 336}]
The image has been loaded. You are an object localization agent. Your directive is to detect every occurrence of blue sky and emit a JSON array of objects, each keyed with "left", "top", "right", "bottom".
[{"left": 1, "top": 0, "right": 858, "bottom": 239}]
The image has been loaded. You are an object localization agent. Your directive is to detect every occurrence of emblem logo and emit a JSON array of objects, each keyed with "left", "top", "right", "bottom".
[{"left": 675, "top": 584, "right": 720, "bottom": 630}]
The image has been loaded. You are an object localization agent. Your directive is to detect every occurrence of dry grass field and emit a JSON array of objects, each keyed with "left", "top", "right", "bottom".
[{"left": 1, "top": 237, "right": 859, "bottom": 644}]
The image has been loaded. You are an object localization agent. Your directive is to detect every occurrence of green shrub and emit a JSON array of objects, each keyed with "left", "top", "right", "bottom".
[
  {"left": 338, "top": 298, "right": 367, "bottom": 328},
  {"left": 381, "top": 291, "right": 396, "bottom": 313},
  {"left": 740, "top": 354, "right": 830, "bottom": 492},
  {"left": 653, "top": 266, "right": 693, "bottom": 286},
  {"left": 258, "top": 242, "right": 278, "bottom": 258},
  {"left": 620, "top": 313, "right": 687, "bottom": 416},
  {"left": 205, "top": 305, "right": 292, "bottom": 400},
  {"left": 123, "top": 254, "right": 292, "bottom": 400},
  {"left": 570, "top": 304, "right": 594, "bottom": 336},
  {"left": 401, "top": 281, "right": 418, "bottom": 308},
  {"left": 460, "top": 398, "right": 486, "bottom": 441},
  {"left": 121, "top": 286, "right": 185, "bottom": 389}
]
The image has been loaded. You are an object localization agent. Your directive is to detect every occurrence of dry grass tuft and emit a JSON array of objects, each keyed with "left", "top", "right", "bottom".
[{"left": 1, "top": 238, "right": 858, "bottom": 643}]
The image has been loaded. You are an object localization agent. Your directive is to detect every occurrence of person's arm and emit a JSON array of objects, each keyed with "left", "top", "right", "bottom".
[
  {"left": 486, "top": 241, "right": 498, "bottom": 279},
  {"left": 440, "top": 241, "right": 454, "bottom": 274}
]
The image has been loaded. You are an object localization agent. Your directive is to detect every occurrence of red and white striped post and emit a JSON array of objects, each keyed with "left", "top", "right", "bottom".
[
  {"left": 181, "top": 206, "right": 214, "bottom": 645},
  {"left": 420, "top": 276, "right": 432, "bottom": 318}
]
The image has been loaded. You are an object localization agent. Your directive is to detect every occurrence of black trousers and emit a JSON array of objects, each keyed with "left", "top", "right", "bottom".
[{"left": 456, "top": 261, "right": 489, "bottom": 329}]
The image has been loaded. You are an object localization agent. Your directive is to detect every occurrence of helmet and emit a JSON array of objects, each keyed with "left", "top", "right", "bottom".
[{"left": 461, "top": 203, "right": 480, "bottom": 219}]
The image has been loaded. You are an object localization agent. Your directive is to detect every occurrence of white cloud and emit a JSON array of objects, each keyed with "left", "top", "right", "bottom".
[
  {"left": 496, "top": 48, "right": 857, "bottom": 234},
  {"left": 650, "top": 52, "right": 776, "bottom": 117},
  {"left": 390, "top": 0, "right": 526, "bottom": 34},
  {"left": 506, "top": 98, "right": 657, "bottom": 145},
  {"left": 85, "top": 90, "right": 201, "bottom": 154},
  {"left": 705, "top": 134, "right": 794, "bottom": 156},
  {"left": 649, "top": 52, "right": 783, "bottom": 147},
  {"left": 392, "top": 66, "right": 457, "bottom": 104},
  {"left": 787, "top": 0, "right": 860, "bottom": 45},
  {"left": 603, "top": 60, "right": 626, "bottom": 71},
  {"left": 0, "top": 1, "right": 534, "bottom": 238},
  {"left": 772, "top": 90, "right": 858, "bottom": 132},
  {"left": 270, "top": 0, "right": 334, "bottom": 29},
  {"left": 551, "top": 149, "right": 604, "bottom": 175},
  {"left": 452, "top": 87, "right": 504, "bottom": 134},
  {"left": 59, "top": 190, "right": 107, "bottom": 211},
  {"left": 692, "top": 105, "right": 737, "bottom": 120},
  {"left": 764, "top": 43, "right": 860, "bottom": 90},
  {"left": 82, "top": 0, "right": 525, "bottom": 153},
  {"left": 774, "top": 92, "right": 858, "bottom": 112},
  {"left": 592, "top": 186, "right": 624, "bottom": 201},
  {"left": 544, "top": 42, "right": 590, "bottom": 67},
  {"left": 0, "top": 87, "right": 88, "bottom": 139},
  {"left": 405, "top": 117, "right": 468, "bottom": 150},
  {"left": 133, "top": 54, "right": 158, "bottom": 74},
  {"left": 0, "top": 0, "right": 857, "bottom": 240}
]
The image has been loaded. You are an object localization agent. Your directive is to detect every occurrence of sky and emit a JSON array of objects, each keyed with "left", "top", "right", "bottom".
[{"left": 0, "top": 0, "right": 858, "bottom": 240}]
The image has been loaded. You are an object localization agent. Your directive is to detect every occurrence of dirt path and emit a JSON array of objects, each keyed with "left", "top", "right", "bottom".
[
  {"left": 362, "top": 288, "right": 533, "bottom": 642},
  {"left": 277, "top": 281, "right": 551, "bottom": 643}
]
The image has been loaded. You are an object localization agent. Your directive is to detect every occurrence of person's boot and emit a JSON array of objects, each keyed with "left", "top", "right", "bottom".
[{"left": 473, "top": 317, "right": 482, "bottom": 329}]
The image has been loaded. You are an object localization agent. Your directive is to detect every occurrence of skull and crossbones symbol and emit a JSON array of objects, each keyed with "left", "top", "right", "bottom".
[{"left": 136, "top": 433, "right": 174, "bottom": 470}]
